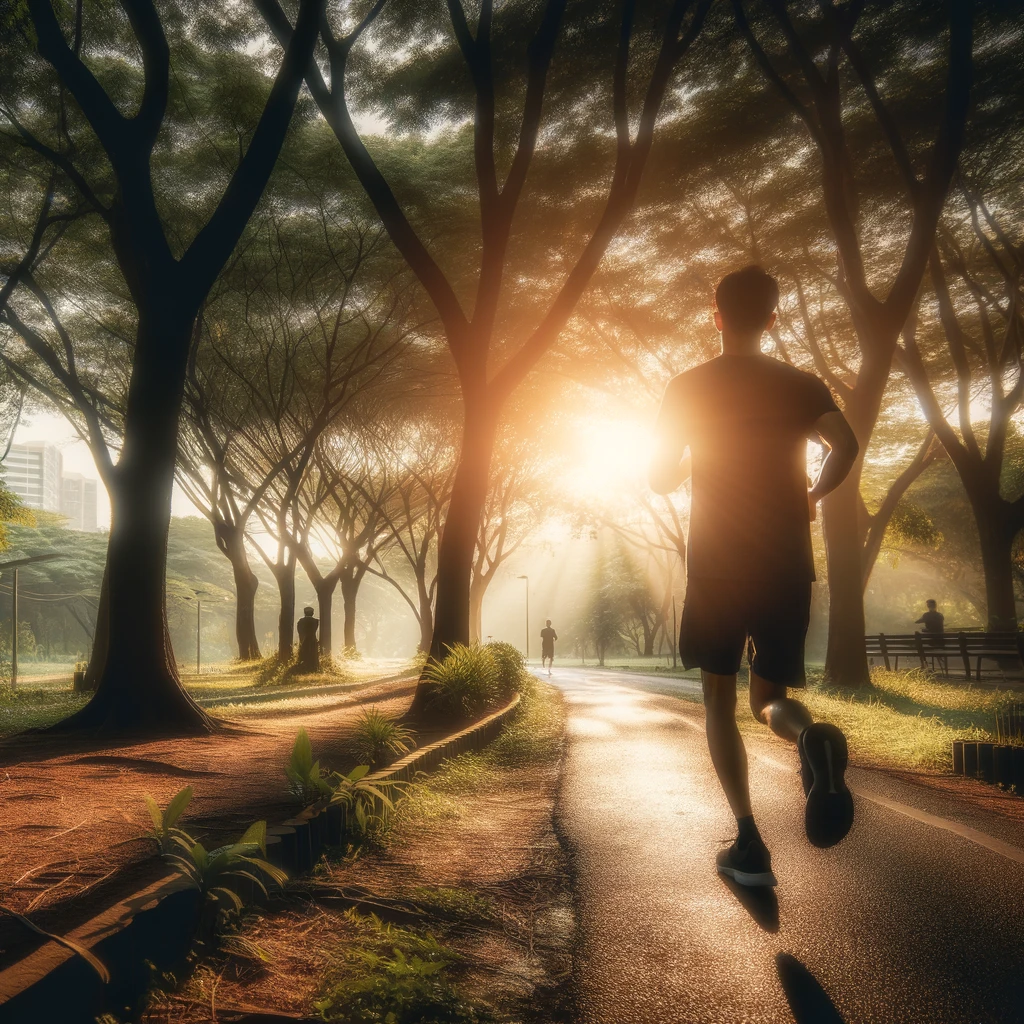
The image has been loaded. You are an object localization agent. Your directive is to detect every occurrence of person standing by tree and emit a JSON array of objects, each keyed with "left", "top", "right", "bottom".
[
  {"left": 540, "top": 620, "right": 558, "bottom": 676},
  {"left": 649, "top": 266, "right": 859, "bottom": 887}
]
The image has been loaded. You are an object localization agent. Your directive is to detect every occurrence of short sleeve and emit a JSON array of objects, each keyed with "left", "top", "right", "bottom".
[
  {"left": 655, "top": 375, "right": 690, "bottom": 445},
  {"left": 804, "top": 374, "right": 840, "bottom": 423}
]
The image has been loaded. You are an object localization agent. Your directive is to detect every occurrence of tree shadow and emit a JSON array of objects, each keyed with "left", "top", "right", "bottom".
[
  {"left": 717, "top": 875, "right": 779, "bottom": 932},
  {"left": 775, "top": 953, "right": 846, "bottom": 1023}
]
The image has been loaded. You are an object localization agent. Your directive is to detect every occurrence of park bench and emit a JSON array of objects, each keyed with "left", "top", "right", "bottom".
[{"left": 864, "top": 630, "right": 1024, "bottom": 680}]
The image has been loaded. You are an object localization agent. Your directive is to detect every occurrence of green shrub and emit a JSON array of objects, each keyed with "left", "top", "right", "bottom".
[
  {"left": 330, "top": 765, "right": 401, "bottom": 837},
  {"left": 483, "top": 641, "right": 527, "bottom": 699},
  {"left": 354, "top": 708, "right": 417, "bottom": 769},
  {"left": 315, "top": 912, "right": 493, "bottom": 1024},
  {"left": 421, "top": 644, "right": 498, "bottom": 718},
  {"left": 286, "top": 727, "right": 335, "bottom": 805}
]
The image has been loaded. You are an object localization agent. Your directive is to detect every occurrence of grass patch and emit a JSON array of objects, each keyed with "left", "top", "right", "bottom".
[
  {"left": 314, "top": 910, "right": 495, "bottom": 1024},
  {"left": 407, "top": 886, "right": 495, "bottom": 923},
  {"left": 0, "top": 686, "right": 88, "bottom": 737}
]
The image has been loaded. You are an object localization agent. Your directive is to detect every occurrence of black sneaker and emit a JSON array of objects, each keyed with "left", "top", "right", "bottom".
[
  {"left": 716, "top": 836, "right": 778, "bottom": 887},
  {"left": 798, "top": 723, "right": 854, "bottom": 848}
]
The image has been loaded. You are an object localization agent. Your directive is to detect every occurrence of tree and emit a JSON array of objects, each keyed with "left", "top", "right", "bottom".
[
  {"left": 258, "top": 0, "right": 714, "bottom": 708},
  {"left": 899, "top": 189, "right": 1024, "bottom": 628},
  {"left": 0, "top": 0, "right": 324, "bottom": 731},
  {"left": 733, "top": 0, "right": 973, "bottom": 685}
]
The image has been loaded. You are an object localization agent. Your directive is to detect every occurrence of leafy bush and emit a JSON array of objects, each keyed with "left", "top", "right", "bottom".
[
  {"left": 286, "top": 727, "right": 336, "bottom": 805},
  {"left": 331, "top": 765, "right": 401, "bottom": 837},
  {"left": 484, "top": 641, "right": 527, "bottom": 699},
  {"left": 315, "top": 912, "right": 493, "bottom": 1024},
  {"left": 144, "top": 785, "right": 193, "bottom": 854},
  {"left": 167, "top": 820, "right": 288, "bottom": 914},
  {"left": 421, "top": 644, "right": 498, "bottom": 718},
  {"left": 354, "top": 708, "right": 417, "bottom": 769}
]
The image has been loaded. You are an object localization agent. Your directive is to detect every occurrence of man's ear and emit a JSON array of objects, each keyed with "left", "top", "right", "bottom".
[
  {"left": 765, "top": 310, "right": 777, "bottom": 331},
  {"left": 713, "top": 308, "right": 723, "bottom": 331}
]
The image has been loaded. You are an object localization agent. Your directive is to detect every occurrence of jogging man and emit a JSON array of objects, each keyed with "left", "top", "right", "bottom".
[
  {"left": 540, "top": 620, "right": 557, "bottom": 675},
  {"left": 649, "top": 265, "right": 859, "bottom": 887}
]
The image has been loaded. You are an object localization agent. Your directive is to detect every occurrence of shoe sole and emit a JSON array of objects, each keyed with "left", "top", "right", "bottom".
[
  {"left": 717, "top": 864, "right": 778, "bottom": 887},
  {"left": 800, "top": 723, "right": 854, "bottom": 849}
]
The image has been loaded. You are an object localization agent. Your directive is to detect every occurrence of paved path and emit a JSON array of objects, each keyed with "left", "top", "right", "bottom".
[{"left": 547, "top": 667, "right": 1024, "bottom": 1024}]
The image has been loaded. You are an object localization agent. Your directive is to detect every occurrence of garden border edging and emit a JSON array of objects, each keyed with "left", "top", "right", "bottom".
[{"left": 0, "top": 692, "right": 522, "bottom": 1022}]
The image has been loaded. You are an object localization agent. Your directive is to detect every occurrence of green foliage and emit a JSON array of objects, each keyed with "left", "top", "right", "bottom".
[
  {"left": 407, "top": 887, "right": 494, "bottom": 923},
  {"left": 166, "top": 820, "right": 288, "bottom": 914},
  {"left": 483, "top": 641, "right": 527, "bottom": 700},
  {"left": 884, "top": 499, "right": 942, "bottom": 556},
  {"left": 286, "top": 727, "right": 336, "bottom": 805},
  {"left": 315, "top": 912, "right": 492, "bottom": 1024},
  {"left": 0, "top": 481, "right": 34, "bottom": 552},
  {"left": 421, "top": 644, "right": 499, "bottom": 718},
  {"left": 0, "top": 687, "right": 88, "bottom": 737},
  {"left": 353, "top": 708, "right": 416, "bottom": 769},
  {"left": 144, "top": 785, "right": 194, "bottom": 855},
  {"left": 330, "top": 764, "right": 400, "bottom": 838}
]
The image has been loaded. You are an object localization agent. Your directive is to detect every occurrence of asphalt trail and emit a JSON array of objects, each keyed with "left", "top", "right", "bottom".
[{"left": 545, "top": 667, "right": 1024, "bottom": 1024}]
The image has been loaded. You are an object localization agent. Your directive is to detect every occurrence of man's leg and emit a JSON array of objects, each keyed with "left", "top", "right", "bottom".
[
  {"left": 748, "top": 671, "right": 812, "bottom": 743},
  {"left": 703, "top": 670, "right": 777, "bottom": 885},
  {"left": 702, "top": 671, "right": 751, "bottom": 819}
]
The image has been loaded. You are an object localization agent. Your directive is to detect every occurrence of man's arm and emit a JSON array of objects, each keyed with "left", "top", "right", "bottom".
[
  {"left": 649, "top": 438, "right": 691, "bottom": 495},
  {"left": 809, "top": 411, "right": 859, "bottom": 508}
]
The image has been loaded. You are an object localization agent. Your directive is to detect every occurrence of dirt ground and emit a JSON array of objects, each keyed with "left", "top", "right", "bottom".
[
  {"left": 145, "top": 690, "right": 572, "bottom": 1023},
  {"left": 0, "top": 676, "right": 418, "bottom": 968}
]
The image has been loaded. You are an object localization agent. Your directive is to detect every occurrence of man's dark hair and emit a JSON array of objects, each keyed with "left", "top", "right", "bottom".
[
  {"left": 926, "top": 599, "right": 937, "bottom": 609},
  {"left": 715, "top": 265, "right": 780, "bottom": 333},
  {"left": 303, "top": 605, "right": 315, "bottom": 615}
]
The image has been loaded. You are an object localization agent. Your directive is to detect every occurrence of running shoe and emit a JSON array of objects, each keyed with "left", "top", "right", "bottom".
[
  {"left": 798, "top": 722, "right": 854, "bottom": 848},
  {"left": 715, "top": 836, "right": 778, "bottom": 887}
]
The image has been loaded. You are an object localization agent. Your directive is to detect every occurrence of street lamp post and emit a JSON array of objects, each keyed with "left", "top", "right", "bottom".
[
  {"left": 517, "top": 575, "right": 529, "bottom": 661},
  {"left": 193, "top": 590, "right": 209, "bottom": 675}
]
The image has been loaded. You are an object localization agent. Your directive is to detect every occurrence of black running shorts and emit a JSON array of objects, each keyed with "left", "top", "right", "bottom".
[{"left": 679, "top": 577, "right": 811, "bottom": 686}]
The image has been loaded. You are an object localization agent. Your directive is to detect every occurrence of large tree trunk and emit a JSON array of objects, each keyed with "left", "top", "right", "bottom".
[
  {"left": 273, "top": 557, "right": 296, "bottom": 662},
  {"left": 427, "top": 403, "right": 498, "bottom": 660},
  {"left": 970, "top": 496, "right": 1018, "bottom": 631},
  {"left": 468, "top": 574, "right": 487, "bottom": 644},
  {"left": 315, "top": 580, "right": 336, "bottom": 658},
  {"left": 822, "top": 468, "right": 871, "bottom": 688},
  {"left": 218, "top": 523, "right": 261, "bottom": 661},
  {"left": 56, "top": 313, "right": 212, "bottom": 734}
]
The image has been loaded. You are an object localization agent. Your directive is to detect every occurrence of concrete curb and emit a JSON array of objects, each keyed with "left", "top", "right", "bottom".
[{"left": 0, "top": 693, "right": 522, "bottom": 1023}]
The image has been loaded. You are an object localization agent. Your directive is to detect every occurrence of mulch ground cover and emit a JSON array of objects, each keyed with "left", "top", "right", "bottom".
[{"left": 0, "top": 676, "right": 422, "bottom": 971}]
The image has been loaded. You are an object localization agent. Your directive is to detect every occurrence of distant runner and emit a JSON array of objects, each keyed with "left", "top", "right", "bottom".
[
  {"left": 540, "top": 620, "right": 557, "bottom": 676},
  {"left": 649, "top": 265, "right": 859, "bottom": 888}
]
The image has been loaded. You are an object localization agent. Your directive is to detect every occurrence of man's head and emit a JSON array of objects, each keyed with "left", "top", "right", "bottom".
[
  {"left": 546, "top": 619, "right": 552, "bottom": 626},
  {"left": 926, "top": 599, "right": 937, "bottom": 610},
  {"left": 714, "top": 265, "right": 779, "bottom": 352},
  {"left": 303, "top": 606, "right": 315, "bottom": 616}
]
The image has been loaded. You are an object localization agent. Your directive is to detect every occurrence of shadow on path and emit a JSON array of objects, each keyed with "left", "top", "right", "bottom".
[
  {"left": 776, "top": 952, "right": 846, "bottom": 1023},
  {"left": 718, "top": 876, "right": 779, "bottom": 932}
]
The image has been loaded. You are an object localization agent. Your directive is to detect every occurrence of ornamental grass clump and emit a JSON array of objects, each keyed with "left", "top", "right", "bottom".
[
  {"left": 422, "top": 644, "right": 499, "bottom": 718},
  {"left": 484, "top": 640, "right": 528, "bottom": 699},
  {"left": 354, "top": 708, "right": 417, "bottom": 769},
  {"left": 286, "top": 727, "right": 336, "bottom": 805}
]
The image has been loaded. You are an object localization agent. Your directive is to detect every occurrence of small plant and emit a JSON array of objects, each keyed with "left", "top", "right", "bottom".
[
  {"left": 167, "top": 820, "right": 288, "bottom": 914},
  {"left": 354, "top": 708, "right": 416, "bottom": 768},
  {"left": 484, "top": 640, "right": 527, "bottom": 699},
  {"left": 286, "top": 727, "right": 336, "bottom": 805},
  {"left": 144, "top": 785, "right": 194, "bottom": 854},
  {"left": 315, "top": 912, "right": 491, "bottom": 1024},
  {"left": 331, "top": 764, "right": 400, "bottom": 836},
  {"left": 421, "top": 644, "right": 499, "bottom": 718}
]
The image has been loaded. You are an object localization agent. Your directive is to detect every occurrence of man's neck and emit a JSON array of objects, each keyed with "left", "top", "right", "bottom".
[{"left": 719, "top": 331, "right": 762, "bottom": 356}]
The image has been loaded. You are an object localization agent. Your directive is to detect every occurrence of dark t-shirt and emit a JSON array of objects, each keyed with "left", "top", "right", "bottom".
[
  {"left": 540, "top": 627, "right": 557, "bottom": 649},
  {"left": 916, "top": 610, "right": 944, "bottom": 634},
  {"left": 655, "top": 354, "right": 838, "bottom": 583}
]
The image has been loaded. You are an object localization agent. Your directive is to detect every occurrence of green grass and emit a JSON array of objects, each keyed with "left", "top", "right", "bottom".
[
  {"left": 0, "top": 687, "right": 89, "bottom": 737},
  {"left": 796, "top": 669, "right": 1011, "bottom": 772}
]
